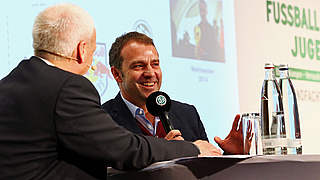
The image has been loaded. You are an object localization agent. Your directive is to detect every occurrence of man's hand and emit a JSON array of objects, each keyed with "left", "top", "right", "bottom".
[
  {"left": 214, "top": 114, "right": 253, "bottom": 155},
  {"left": 165, "top": 130, "right": 184, "bottom": 140},
  {"left": 193, "top": 140, "right": 222, "bottom": 156}
]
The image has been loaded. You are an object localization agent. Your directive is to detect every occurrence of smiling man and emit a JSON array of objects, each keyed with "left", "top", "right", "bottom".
[
  {"left": 102, "top": 32, "right": 247, "bottom": 155},
  {"left": 102, "top": 31, "right": 208, "bottom": 141}
]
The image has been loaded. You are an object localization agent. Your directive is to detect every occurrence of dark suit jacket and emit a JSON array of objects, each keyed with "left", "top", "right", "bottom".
[
  {"left": 0, "top": 57, "right": 199, "bottom": 180},
  {"left": 102, "top": 93, "right": 208, "bottom": 142}
]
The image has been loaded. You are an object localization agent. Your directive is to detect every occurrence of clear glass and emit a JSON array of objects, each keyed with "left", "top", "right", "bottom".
[
  {"left": 241, "top": 113, "right": 262, "bottom": 155},
  {"left": 279, "top": 64, "right": 302, "bottom": 154},
  {"left": 261, "top": 63, "right": 287, "bottom": 155}
]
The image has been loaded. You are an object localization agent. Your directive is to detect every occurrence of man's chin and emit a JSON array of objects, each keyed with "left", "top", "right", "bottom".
[{"left": 143, "top": 90, "right": 158, "bottom": 98}]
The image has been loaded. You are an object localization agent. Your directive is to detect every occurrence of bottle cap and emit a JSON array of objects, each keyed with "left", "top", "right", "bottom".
[
  {"left": 264, "top": 62, "right": 274, "bottom": 69},
  {"left": 279, "top": 64, "right": 289, "bottom": 71}
]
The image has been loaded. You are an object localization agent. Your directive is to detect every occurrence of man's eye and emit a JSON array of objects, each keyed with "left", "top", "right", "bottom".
[{"left": 133, "top": 64, "right": 143, "bottom": 68}]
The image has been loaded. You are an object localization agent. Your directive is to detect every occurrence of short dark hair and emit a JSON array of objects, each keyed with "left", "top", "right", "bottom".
[{"left": 109, "top": 31, "right": 157, "bottom": 70}]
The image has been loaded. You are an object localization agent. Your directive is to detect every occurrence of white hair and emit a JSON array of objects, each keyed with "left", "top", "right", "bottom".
[{"left": 32, "top": 3, "right": 95, "bottom": 56}]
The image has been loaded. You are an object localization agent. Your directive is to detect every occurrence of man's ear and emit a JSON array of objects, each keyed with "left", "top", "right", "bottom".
[
  {"left": 111, "top": 66, "right": 123, "bottom": 83},
  {"left": 76, "top": 40, "right": 86, "bottom": 64}
]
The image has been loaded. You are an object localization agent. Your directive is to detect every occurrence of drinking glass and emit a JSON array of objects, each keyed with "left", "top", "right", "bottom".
[{"left": 241, "top": 113, "right": 263, "bottom": 155}]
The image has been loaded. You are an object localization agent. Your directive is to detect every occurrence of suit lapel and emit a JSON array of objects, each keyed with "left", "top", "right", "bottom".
[
  {"left": 167, "top": 110, "right": 178, "bottom": 129},
  {"left": 111, "top": 93, "right": 142, "bottom": 134}
]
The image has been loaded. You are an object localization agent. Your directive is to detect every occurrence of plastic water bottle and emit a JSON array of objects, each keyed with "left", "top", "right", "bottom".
[
  {"left": 260, "top": 63, "right": 287, "bottom": 155},
  {"left": 279, "top": 64, "right": 302, "bottom": 154}
]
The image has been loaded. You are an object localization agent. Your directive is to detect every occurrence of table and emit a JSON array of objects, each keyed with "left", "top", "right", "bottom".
[{"left": 107, "top": 155, "right": 320, "bottom": 180}]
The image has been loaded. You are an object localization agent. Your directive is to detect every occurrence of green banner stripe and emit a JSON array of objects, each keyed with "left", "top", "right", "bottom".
[{"left": 275, "top": 67, "right": 320, "bottom": 82}]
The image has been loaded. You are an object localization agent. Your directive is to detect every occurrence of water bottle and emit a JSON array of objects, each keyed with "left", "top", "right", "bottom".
[
  {"left": 279, "top": 64, "right": 302, "bottom": 154},
  {"left": 260, "top": 63, "right": 287, "bottom": 155}
]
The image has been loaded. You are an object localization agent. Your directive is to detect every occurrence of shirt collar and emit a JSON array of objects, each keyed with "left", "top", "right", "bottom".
[
  {"left": 36, "top": 56, "right": 55, "bottom": 66},
  {"left": 120, "top": 93, "right": 161, "bottom": 121},
  {"left": 120, "top": 93, "right": 161, "bottom": 136},
  {"left": 120, "top": 93, "right": 140, "bottom": 118}
]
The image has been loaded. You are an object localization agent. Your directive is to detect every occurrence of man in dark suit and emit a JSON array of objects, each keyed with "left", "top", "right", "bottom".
[
  {"left": 103, "top": 93, "right": 208, "bottom": 142},
  {"left": 102, "top": 32, "right": 247, "bottom": 153},
  {"left": 102, "top": 32, "right": 206, "bottom": 141},
  {"left": 0, "top": 3, "right": 222, "bottom": 180}
]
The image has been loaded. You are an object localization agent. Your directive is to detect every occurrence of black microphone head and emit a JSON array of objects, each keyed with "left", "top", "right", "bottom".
[{"left": 146, "top": 91, "right": 171, "bottom": 116}]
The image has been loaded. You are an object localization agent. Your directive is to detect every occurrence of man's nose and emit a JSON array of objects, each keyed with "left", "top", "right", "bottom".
[{"left": 143, "top": 64, "right": 155, "bottom": 76}]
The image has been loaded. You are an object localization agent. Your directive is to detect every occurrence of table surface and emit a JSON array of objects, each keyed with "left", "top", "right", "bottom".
[{"left": 107, "top": 155, "right": 320, "bottom": 180}]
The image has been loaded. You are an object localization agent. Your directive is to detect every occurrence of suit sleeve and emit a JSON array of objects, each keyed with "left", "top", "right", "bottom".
[
  {"left": 54, "top": 76, "right": 199, "bottom": 170},
  {"left": 190, "top": 105, "right": 209, "bottom": 141}
]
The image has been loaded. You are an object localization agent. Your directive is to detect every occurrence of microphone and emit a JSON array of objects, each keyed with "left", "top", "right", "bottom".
[
  {"left": 86, "top": 64, "right": 96, "bottom": 71},
  {"left": 146, "top": 91, "right": 174, "bottom": 134}
]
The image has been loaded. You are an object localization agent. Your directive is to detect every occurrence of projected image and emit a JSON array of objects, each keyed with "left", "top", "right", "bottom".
[
  {"left": 84, "top": 42, "right": 113, "bottom": 97},
  {"left": 170, "top": 0, "right": 225, "bottom": 62}
]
